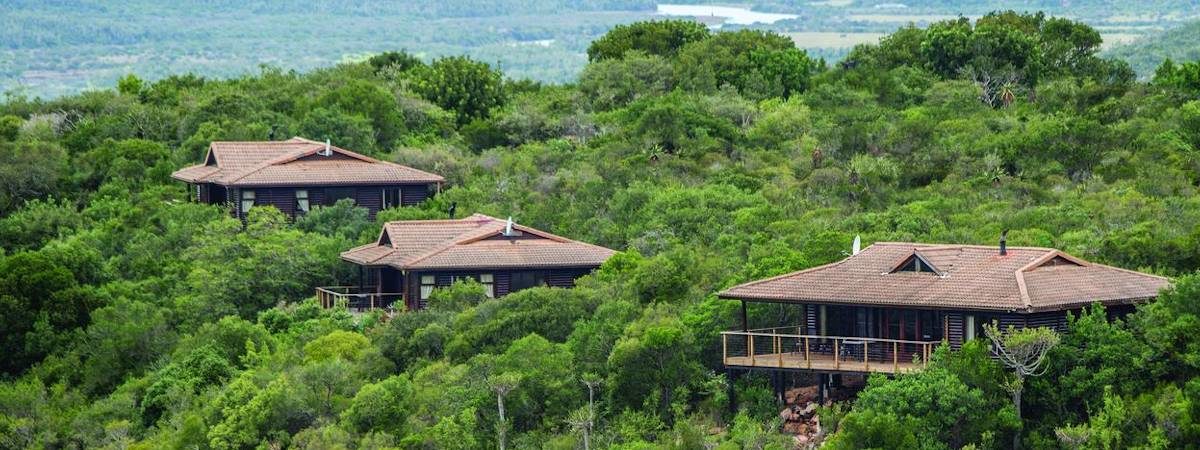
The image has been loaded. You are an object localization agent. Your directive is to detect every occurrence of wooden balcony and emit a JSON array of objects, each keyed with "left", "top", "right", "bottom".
[
  {"left": 315, "top": 286, "right": 404, "bottom": 312},
  {"left": 721, "top": 327, "right": 939, "bottom": 374}
]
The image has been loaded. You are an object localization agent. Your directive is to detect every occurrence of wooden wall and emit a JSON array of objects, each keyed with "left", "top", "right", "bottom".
[
  {"left": 403, "top": 267, "right": 599, "bottom": 310},
  {"left": 217, "top": 183, "right": 434, "bottom": 219}
]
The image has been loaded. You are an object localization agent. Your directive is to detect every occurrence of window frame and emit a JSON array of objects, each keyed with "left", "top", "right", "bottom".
[
  {"left": 324, "top": 187, "right": 356, "bottom": 206},
  {"left": 419, "top": 275, "right": 436, "bottom": 301},
  {"left": 480, "top": 273, "right": 495, "bottom": 298},
  {"left": 382, "top": 187, "right": 402, "bottom": 209},
  {"left": 240, "top": 189, "right": 256, "bottom": 215},
  {"left": 295, "top": 189, "right": 310, "bottom": 214}
]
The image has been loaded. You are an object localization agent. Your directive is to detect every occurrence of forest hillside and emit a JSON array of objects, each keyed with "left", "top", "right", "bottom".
[{"left": 2, "top": 11, "right": 1200, "bottom": 450}]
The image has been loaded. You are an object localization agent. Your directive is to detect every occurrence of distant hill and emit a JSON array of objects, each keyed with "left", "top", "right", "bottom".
[{"left": 1104, "top": 20, "right": 1200, "bottom": 78}]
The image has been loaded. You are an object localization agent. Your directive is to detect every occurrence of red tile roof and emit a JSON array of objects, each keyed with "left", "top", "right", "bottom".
[
  {"left": 171, "top": 137, "right": 444, "bottom": 187},
  {"left": 719, "top": 242, "right": 1170, "bottom": 313},
  {"left": 341, "top": 214, "right": 617, "bottom": 271}
]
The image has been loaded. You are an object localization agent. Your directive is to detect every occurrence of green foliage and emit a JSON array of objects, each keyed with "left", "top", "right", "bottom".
[
  {"left": 675, "top": 29, "right": 816, "bottom": 100},
  {"left": 607, "top": 304, "right": 702, "bottom": 420},
  {"left": 824, "top": 409, "right": 920, "bottom": 450},
  {"left": 1154, "top": 58, "right": 1200, "bottom": 93},
  {"left": 304, "top": 330, "right": 372, "bottom": 363},
  {"left": 117, "top": 74, "right": 144, "bottom": 97},
  {"left": 0, "top": 140, "right": 67, "bottom": 214},
  {"left": 0, "top": 115, "right": 22, "bottom": 141},
  {"left": 587, "top": 20, "right": 710, "bottom": 62},
  {"left": 579, "top": 51, "right": 673, "bottom": 111},
  {"left": 342, "top": 374, "right": 415, "bottom": 435},
  {"left": 367, "top": 50, "right": 424, "bottom": 73},
  {"left": 446, "top": 287, "right": 596, "bottom": 360},
  {"left": 848, "top": 369, "right": 1016, "bottom": 447},
  {"left": 411, "top": 56, "right": 505, "bottom": 125}
]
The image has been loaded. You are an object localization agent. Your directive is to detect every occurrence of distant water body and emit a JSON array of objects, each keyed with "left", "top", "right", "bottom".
[{"left": 656, "top": 4, "right": 798, "bottom": 26}]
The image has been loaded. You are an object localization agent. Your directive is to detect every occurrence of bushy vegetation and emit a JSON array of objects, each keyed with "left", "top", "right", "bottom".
[{"left": 1, "top": 11, "right": 1200, "bottom": 449}]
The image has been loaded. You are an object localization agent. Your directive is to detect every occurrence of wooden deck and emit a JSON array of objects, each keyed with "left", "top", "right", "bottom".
[
  {"left": 724, "top": 351, "right": 923, "bottom": 374},
  {"left": 722, "top": 328, "right": 938, "bottom": 375},
  {"left": 315, "top": 286, "right": 404, "bottom": 312}
]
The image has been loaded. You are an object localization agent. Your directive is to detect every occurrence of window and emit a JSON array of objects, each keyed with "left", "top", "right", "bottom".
[
  {"left": 325, "top": 187, "right": 356, "bottom": 206},
  {"left": 965, "top": 315, "right": 976, "bottom": 341},
  {"left": 480, "top": 273, "right": 494, "bottom": 298},
  {"left": 419, "top": 275, "right": 436, "bottom": 301},
  {"left": 240, "top": 190, "right": 255, "bottom": 214},
  {"left": 295, "top": 189, "right": 310, "bottom": 213},
  {"left": 898, "top": 257, "right": 936, "bottom": 273},
  {"left": 383, "top": 187, "right": 402, "bottom": 209},
  {"left": 510, "top": 271, "right": 545, "bottom": 293}
]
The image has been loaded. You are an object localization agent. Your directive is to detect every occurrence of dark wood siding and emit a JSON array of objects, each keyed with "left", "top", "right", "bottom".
[
  {"left": 494, "top": 272, "right": 512, "bottom": 297},
  {"left": 402, "top": 184, "right": 432, "bottom": 206},
  {"left": 945, "top": 313, "right": 965, "bottom": 349},
  {"left": 804, "top": 305, "right": 818, "bottom": 335},
  {"left": 355, "top": 187, "right": 382, "bottom": 215},
  {"left": 222, "top": 183, "right": 437, "bottom": 219},
  {"left": 1026, "top": 311, "right": 1069, "bottom": 333},
  {"left": 399, "top": 266, "right": 600, "bottom": 310},
  {"left": 256, "top": 187, "right": 297, "bottom": 217},
  {"left": 547, "top": 268, "right": 590, "bottom": 288},
  {"left": 997, "top": 314, "right": 1025, "bottom": 331}
]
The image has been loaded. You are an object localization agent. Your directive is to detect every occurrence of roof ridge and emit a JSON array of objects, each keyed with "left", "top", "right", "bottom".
[
  {"left": 290, "top": 137, "right": 446, "bottom": 180},
  {"left": 872, "top": 241, "right": 1058, "bottom": 252},
  {"left": 382, "top": 213, "right": 497, "bottom": 226}
]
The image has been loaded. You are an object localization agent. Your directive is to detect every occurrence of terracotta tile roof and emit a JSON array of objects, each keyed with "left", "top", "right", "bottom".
[
  {"left": 719, "top": 242, "right": 1170, "bottom": 313},
  {"left": 171, "top": 137, "right": 443, "bottom": 187},
  {"left": 341, "top": 214, "right": 617, "bottom": 271}
]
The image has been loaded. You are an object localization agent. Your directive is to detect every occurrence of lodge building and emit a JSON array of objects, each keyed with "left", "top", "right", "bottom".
[
  {"left": 172, "top": 137, "right": 444, "bottom": 219},
  {"left": 318, "top": 214, "right": 616, "bottom": 311},
  {"left": 718, "top": 240, "right": 1170, "bottom": 377}
]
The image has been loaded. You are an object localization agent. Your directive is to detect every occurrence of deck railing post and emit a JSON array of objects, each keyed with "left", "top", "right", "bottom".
[
  {"left": 749, "top": 334, "right": 755, "bottom": 365},
  {"left": 804, "top": 337, "right": 811, "bottom": 369},
  {"left": 776, "top": 336, "right": 783, "bottom": 367},
  {"left": 863, "top": 341, "right": 869, "bottom": 371},
  {"left": 893, "top": 341, "right": 899, "bottom": 373},
  {"left": 834, "top": 339, "right": 840, "bottom": 370},
  {"left": 722, "top": 334, "right": 728, "bottom": 364}
]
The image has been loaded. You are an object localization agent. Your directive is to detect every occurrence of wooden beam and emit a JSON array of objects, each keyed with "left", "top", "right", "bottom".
[
  {"left": 776, "top": 336, "right": 783, "bottom": 367},
  {"left": 834, "top": 339, "right": 840, "bottom": 370},
  {"left": 749, "top": 335, "right": 756, "bottom": 365},
  {"left": 740, "top": 300, "right": 748, "bottom": 332},
  {"left": 722, "top": 334, "right": 728, "bottom": 365},
  {"left": 805, "top": 337, "right": 811, "bottom": 369}
]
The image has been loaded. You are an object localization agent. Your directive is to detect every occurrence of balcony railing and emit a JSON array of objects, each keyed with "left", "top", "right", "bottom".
[
  {"left": 721, "top": 327, "right": 940, "bottom": 374},
  {"left": 315, "top": 286, "right": 404, "bottom": 312}
]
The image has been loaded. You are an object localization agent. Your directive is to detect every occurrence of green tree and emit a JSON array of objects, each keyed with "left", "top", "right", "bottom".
[
  {"left": 985, "top": 324, "right": 1061, "bottom": 450},
  {"left": 586, "top": 20, "right": 710, "bottom": 61},
  {"left": 411, "top": 56, "right": 505, "bottom": 125},
  {"left": 0, "top": 140, "right": 67, "bottom": 214},
  {"left": 674, "top": 29, "right": 814, "bottom": 100},
  {"left": 0, "top": 115, "right": 22, "bottom": 141},
  {"left": 607, "top": 305, "right": 702, "bottom": 421},
  {"left": 315, "top": 80, "right": 406, "bottom": 150},
  {"left": 579, "top": 51, "right": 673, "bottom": 111},
  {"left": 342, "top": 375, "right": 415, "bottom": 435}
]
